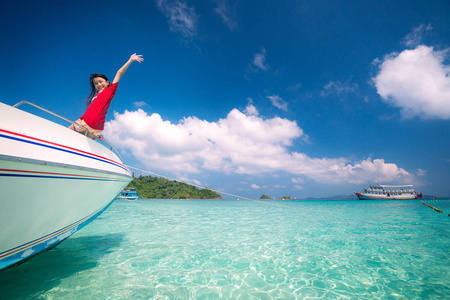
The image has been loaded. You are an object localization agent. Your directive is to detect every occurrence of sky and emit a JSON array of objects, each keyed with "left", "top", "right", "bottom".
[{"left": 1, "top": 0, "right": 450, "bottom": 199}]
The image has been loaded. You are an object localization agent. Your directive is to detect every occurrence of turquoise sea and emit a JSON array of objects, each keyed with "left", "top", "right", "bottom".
[{"left": 1, "top": 199, "right": 449, "bottom": 299}]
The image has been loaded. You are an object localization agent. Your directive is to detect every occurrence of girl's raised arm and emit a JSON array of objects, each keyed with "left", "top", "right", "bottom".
[{"left": 112, "top": 53, "right": 144, "bottom": 84}]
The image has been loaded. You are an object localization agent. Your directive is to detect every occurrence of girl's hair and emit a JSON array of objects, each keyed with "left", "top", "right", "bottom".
[{"left": 86, "top": 74, "right": 109, "bottom": 106}]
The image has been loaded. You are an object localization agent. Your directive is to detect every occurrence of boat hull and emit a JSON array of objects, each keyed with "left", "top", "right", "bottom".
[
  {"left": 0, "top": 102, "right": 132, "bottom": 270},
  {"left": 354, "top": 192, "right": 417, "bottom": 200},
  {"left": 117, "top": 196, "right": 140, "bottom": 200}
]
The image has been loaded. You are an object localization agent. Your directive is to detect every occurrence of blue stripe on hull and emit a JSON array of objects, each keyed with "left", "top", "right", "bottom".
[{"left": 0, "top": 173, "right": 128, "bottom": 182}]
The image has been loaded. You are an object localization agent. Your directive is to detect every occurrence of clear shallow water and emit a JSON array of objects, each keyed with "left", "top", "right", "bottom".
[{"left": 1, "top": 199, "right": 449, "bottom": 299}]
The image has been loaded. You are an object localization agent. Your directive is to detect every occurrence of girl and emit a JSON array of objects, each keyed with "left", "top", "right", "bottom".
[{"left": 70, "top": 53, "right": 144, "bottom": 140}]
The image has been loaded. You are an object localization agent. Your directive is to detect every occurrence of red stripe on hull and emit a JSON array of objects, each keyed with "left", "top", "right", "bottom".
[{"left": 0, "top": 128, "right": 129, "bottom": 173}]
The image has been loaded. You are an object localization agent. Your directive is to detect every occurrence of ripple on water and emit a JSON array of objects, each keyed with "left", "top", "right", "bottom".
[{"left": 1, "top": 199, "right": 449, "bottom": 299}]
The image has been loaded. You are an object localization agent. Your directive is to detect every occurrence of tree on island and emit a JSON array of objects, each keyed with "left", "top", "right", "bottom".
[
  {"left": 127, "top": 175, "right": 222, "bottom": 199},
  {"left": 260, "top": 194, "right": 272, "bottom": 199}
]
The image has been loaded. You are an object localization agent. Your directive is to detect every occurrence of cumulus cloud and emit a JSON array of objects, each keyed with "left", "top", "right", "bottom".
[
  {"left": 244, "top": 98, "right": 258, "bottom": 116},
  {"left": 298, "top": 157, "right": 414, "bottom": 185},
  {"left": 104, "top": 106, "right": 414, "bottom": 185},
  {"left": 214, "top": 0, "right": 237, "bottom": 31},
  {"left": 372, "top": 45, "right": 450, "bottom": 119},
  {"left": 156, "top": 0, "right": 197, "bottom": 38},
  {"left": 267, "top": 95, "right": 288, "bottom": 111},
  {"left": 244, "top": 104, "right": 258, "bottom": 116}
]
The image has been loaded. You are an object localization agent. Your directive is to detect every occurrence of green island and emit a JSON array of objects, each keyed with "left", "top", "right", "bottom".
[
  {"left": 260, "top": 194, "right": 272, "bottom": 199},
  {"left": 126, "top": 176, "right": 222, "bottom": 199}
]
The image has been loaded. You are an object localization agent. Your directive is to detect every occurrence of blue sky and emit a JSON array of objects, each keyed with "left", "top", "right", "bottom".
[{"left": 1, "top": 0, "right": 449, "bottom": 198}]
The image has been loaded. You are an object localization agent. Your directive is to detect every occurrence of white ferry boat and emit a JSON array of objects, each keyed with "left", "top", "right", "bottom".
[
  {"left": 355, "top": 185, "right": 421, "bottom": 200},
  {"left": 117, "top": 188, "right": 140, "bottom": 200},
  {"left": 0, "top": 101, "right": 132, "bottom": 270}
]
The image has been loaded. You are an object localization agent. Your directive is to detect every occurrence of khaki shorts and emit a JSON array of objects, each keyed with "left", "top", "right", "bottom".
[{"left": 70, "top": 119, "right": 103, "bottom": 139}]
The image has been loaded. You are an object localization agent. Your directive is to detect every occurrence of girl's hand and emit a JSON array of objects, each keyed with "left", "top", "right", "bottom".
[
  {"left": 113, "top": 53, "right": 144, "bottom": 83},
  {"left": 130, "top": 53, "right": 144, "bottom": 63}
]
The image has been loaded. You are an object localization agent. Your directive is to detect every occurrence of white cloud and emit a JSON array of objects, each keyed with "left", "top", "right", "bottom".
[
  {"left": 267, "top": 95, "right": 288, "bottom": 111},
  {"left": 372, "top": 45, "right": 450, "bottom": 119},
  {"left": 291, "top": 178, "right": 304, "bottom": 184},
  {"left": 244, "top": 104, "right": 258, "bottom": 116},
  {"left": 133, "top": 101, "right": 148, "bottom": 108},
  {"left": 104, "top": 108, "right": 414, "bottom": 185},
  {"left": 214, "top": 0, "right": 237, "bottom": 31},
  {"left": 287, "top": 82, "right": 302, "bottom": 91},
  {"left": 247, "top": 47, "right": 269, "bottom": 73},
  {"left": 273, "top": 184, "right": 286, "bottom": 188},
  {"left": 177, "top": 175, "right": 202, "bottom": 186},
  {"left": 244, "top": 98, "right": 258, "bottom": 116},
  {"left": 250, "top": 184, "right": 261, "bottom": 189},
  {"left": 321, "top": 79, "right": 358, "bottom": 100},
  {"left": 156, "top": 0, "right": 197, "bottom": 38},
  {"left": 295, "top": 157, "right": 414, "bottom": 185},
  {"left": 416, "top": 169, "right": 427, "bottom": 176},
  {"left": 254, "top": 47, "right": 268, "bottom": 70},
  {"left": 402, "top": 24, "right": 433, "bottom": 47}
]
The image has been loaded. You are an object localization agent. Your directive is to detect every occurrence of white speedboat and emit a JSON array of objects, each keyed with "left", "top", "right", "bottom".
[
  {"left": 355, "top": 184, "right": 421, "bottom": 200},
  {"left": 0, "top": 101, "right": 132, "bottom": 270}
]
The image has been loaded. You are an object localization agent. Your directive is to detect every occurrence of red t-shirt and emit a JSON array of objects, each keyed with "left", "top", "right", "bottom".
[{"left": 81, "top": 82, "right": 118, "bottom": 130}]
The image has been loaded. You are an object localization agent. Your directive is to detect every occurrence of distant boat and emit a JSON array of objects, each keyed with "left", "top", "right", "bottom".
[
  {"left": 117, "top": 188, "right": 140, "bottom": 200},
  {"left": 0, "top": 101, "right": 132, "bottom": 271},
  {"left": 355, "top": 185, "right": 420, "bottom": 200}
]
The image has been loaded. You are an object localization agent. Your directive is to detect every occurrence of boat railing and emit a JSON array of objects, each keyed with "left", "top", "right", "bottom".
[{"left": 13, "top": 101, "right": 124, "bottom": 162}]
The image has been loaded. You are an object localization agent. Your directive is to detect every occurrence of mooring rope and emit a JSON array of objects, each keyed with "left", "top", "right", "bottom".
[{"left": 125, "top": 165, "right": 331, "bottom": 213}]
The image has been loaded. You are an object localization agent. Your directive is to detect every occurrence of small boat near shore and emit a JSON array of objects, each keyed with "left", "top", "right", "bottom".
[
  {"left": 117, "top": 188, "right": 140, "bottom": 200},
  {"left": 0, "top": 101, "right": 132, "bottom": 271},
  {"left": 355, "top": 184, "right": 421, "bottom": 200}
]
